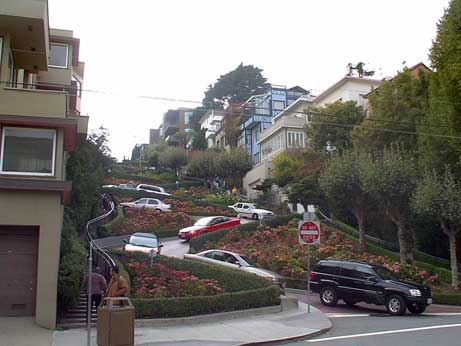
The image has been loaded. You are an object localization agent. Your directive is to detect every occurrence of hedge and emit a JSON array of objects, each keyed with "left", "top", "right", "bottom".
[
  {"left": 132, "top": 285, "right": 281, "bottom": 318},
  {"left": 189, "top": 223, "right": 258, "bottom": 253},
  {"left": 111, "top": 252, "right": 281, "bottom": 318},
  {"left": 262, "top": 214, "right": 301, "bottom": 228},
  {"left": 97, "top": 207, "right": 125, "bottom": 238},
  {"left": 432, "top": 293, "right": 461, "bottom": 306},
  {"left": 102, "top": 187, "right": 170, "bottom": 201}
]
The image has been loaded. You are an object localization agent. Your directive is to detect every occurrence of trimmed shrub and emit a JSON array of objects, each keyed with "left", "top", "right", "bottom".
[
  {"left": 132, "top": 285, "right": 281, "bottom": 318},
  {"left": 97, "top": 207, "right": 125, "bottom": 238},
  {"left": 433, "top": 293, "right": 461, "bottom": 306},
  {"left": 262, "top": 214, "right": 301, "bottom": 228},
  {"left": 189, "top": 223, "right": 258, "bottom": 253}
]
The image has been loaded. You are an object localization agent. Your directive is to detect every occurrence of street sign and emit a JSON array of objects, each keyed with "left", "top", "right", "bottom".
[{"left": 298, "top": 220, "right": 320, "bottom": 245}]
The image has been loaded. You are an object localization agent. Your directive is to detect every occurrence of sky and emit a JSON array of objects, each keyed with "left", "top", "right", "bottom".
[{"left": 48, "top": 0, "right": 451, "bottom": 161}]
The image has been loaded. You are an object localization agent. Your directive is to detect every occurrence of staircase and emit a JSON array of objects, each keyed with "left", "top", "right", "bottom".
[{"left": 58, "top": 290, "right": 97, "bottom": 329}]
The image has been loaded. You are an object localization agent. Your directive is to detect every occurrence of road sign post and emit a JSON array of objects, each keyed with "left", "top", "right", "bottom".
[{"left": 298, "top": 220, "right": 320, "bottom": 314}]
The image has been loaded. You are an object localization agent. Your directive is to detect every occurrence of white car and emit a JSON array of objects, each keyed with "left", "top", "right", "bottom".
[
  {"left": 136, "top": 184, "right": 171, "bottom": 196},
  {"left": 102, "top": 183, "right": 137, "bottom": 190},
  {"left": 228, "top": 202, "right": 274, "bottom": 220},
  {"left": 184, "top": 249, "right": 284, "bottom": 287},
  {"left": 120, "top": 198, "right": 171, "bottom": 212}
]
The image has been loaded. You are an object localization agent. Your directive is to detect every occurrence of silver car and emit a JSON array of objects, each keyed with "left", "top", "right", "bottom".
[
  {"left": 184, "top": 249, "right": 284, "bottom": 288},
  {"left": 120, "top": 198, "right": 171, "bottom": 212}
]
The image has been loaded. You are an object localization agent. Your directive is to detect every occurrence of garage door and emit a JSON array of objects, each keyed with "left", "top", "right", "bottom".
[{"left": 0, "top": 226, "right": 38, "bottom": 316}]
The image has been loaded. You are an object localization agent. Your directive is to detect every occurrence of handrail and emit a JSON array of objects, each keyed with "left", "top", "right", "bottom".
[
  {"left": 85, "top": 195, "right": 117, "bottom": 346},
  {"left": 85, "top": 199, "right": 116, "bottom": 269},
  {"left": 316, "top": 209, "right": 457, "bottom": 268}
]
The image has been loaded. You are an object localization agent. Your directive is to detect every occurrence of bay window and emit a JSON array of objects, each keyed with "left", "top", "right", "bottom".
[{"left": 1, "top": 127, "right": 56, "bottom": 176}]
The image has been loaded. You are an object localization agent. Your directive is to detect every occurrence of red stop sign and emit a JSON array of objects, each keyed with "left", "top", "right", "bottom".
[{"left": 298, "top": 221, "right": 320, "bottom": 244}]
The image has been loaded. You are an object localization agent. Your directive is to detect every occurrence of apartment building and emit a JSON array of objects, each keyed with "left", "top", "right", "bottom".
[
  {"left": 199, "top": 109, "right": 225, "bottom": 148},
  {"left": 242, "top": 76, "right": 381, "bottom": 199},
  {"left": 162, "top": 107, "right": 194, "bottom": 146},
  {"left": 0, "top": 0, "right": 88, "bottom": 329},
  {"left": 238, "top": 85, "right": 308, "bottom": 164}
]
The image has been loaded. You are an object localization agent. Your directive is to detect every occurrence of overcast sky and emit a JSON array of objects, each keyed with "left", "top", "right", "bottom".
[{"left": 48, "top": 0, "right": 450, "bottom": 160}]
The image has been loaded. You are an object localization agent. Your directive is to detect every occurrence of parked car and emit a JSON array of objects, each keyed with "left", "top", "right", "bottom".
[
  {"left": 184, "top": 249, "right": 284, "bottom": 287},
  {"left": 123, "top": 232, "right": 163, "bottom": 255},
  {"left": 228, "top": 202, "right": 274, "bottom": 220},
  {"left": 136, "top": 184, "right": 171, "bottom": 196},
  {"left": 101, "top": 183, "right": 137, "bottom": 190},
  {"left": 310, "top": 259, "right": 432, "bottom": 315},
  {"left": 120, "top": 198, "right": 171, "bottom": 212},
  {"left": 178, "top": 216, "right": 240, "bottom": 241}
]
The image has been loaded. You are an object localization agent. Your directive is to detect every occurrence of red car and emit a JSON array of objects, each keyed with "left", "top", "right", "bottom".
[{"left": 178, "top": 216, "right": 240, "bottom": 240}]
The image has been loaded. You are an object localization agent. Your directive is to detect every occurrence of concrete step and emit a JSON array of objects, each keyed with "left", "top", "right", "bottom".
[{"left": 58, "top": 322, "right": 96, "bottom": 329}]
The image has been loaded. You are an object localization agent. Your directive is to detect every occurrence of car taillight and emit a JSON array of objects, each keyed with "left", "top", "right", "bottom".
[{"left": 309, "top": 272, "right": 316, "bottom": 281}]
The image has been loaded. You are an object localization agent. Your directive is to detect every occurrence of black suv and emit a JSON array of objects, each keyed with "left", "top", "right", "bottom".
[{"left": 310, "top": 260, "right": 432, "bottom": 315}]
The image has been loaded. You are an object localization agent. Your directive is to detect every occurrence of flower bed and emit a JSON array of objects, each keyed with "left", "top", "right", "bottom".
[
  {"left": 114, "top": 209, "right": 193, "bottom": 235},
  {"left": 128, "top": 260, "right": 224, "bottom": 298},
  {"left": 200, "top": 222, "right": 440, "bottom": 287},
  {"left": 113, "top": 253, "right": 281, "bottom": 318},
  {"left": 163, "top": 198, "right": 235, "bottom": 216},
  {"left": 171, "top": 186, "right": 210, "bottom": 199}
]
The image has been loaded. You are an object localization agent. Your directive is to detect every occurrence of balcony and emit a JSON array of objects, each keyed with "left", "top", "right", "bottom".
[
  {"left": 0, "top": 0, "right": 50, "bottom": 70},
  {"left": 0, "top": 87, "right": 67, "bottom": 119}
]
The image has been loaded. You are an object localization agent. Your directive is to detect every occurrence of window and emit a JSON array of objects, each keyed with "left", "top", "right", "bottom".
[
  {"left": 72, "top": 75, "right": 82, "bottom": 97},
  {"left": 0, "top": 37, "right": 3, "bottom": 65},
  {"left": 1, "top": 127, "right": 56, "bottom": 176},
  {"left": 184, "top": 111, "right": 193, "bottom": 125},
  {"left": 136, "top": 199, "right": 147, "bottom": 204},
  {"left": 287, "top": 132, "right": 304, "bottom": 148},
  {"left": 273, "top": 100, "right": 285, "bottom": 111},
  {"left": 147, "top": 199, "right": 159, "bottom": 205},
  {"left": 49, "top": 43, "right": 68, "bottom": 68}
]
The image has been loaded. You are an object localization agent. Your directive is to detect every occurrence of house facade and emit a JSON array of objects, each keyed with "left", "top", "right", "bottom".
[
  {"left": 0, "top": 0, "right": 88, "bottom": 329},
  {"left": 238, "top": 86, "right": 307, "bottom": 165},
  {"left": 199, "top": 109, "right": 225, "bottom": 148},
  {"left": 242, "top": 76, "right": 381, "bottom": 199},
  {"left": 162, "top": 107, "right": 194, "bottom": 146}
]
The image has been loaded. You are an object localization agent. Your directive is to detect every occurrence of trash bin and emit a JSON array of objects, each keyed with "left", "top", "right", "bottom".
[{"left": 97, "top": 297, "right": 135, "bottom": 346}]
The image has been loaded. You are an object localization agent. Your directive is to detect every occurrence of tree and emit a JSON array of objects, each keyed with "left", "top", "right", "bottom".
[
  {"left": 271, "top": 149, "right": 328, "bottom": 210},
  {"left": 191, "top": 129, "right": 208, "bottom": 150},
  {"left": 158, "top": 147, "right": 188, "bottom": 174},
  {"left": 223, "top": 115, "right": 241, "bottom": 148},
  {"left": 419, "top": 0, "right": 461, "bottom": 175},
  {"left": 361, "top": 148, "right": 419, "bottom": 264},
  {"left": 413, "top": 169, "right": 461, "bottom": 289},
  {"left": 131, "top": 144, "right": 143, "bottom": 161},
  {"left": 352, "top": 68, "right": 429, "bottom": 152},
  {"left": 305, "top": 101, "right": 365, "bottom": 153},
  {"left": 203, "top": 63, "right": 269, "bottom": 110},
  {"left": 217, "top": 148, "right": 252, "bottom": 187},
  {"left": 187, "top": 150, "right": 220, "bottom": 190},
  {"left": 319, "top": 150, "right": 374, "bottom": 251}
]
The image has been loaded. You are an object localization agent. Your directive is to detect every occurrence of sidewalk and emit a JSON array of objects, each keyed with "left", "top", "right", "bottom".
[
  {"left": 52, "top": 302, "right": 331, "bottom": 346},
  {"left": 0, "top": 317, "right": 54, "bottom": 346}
]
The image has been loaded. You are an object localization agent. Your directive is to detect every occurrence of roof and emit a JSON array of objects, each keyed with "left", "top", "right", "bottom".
[
  {"left": 288, "top": 85, "right": 309, "bottom": 93},
  {"left": 313, "top": 76, "right": 382, "bottom": 104},
  {"left": 273, "top": 95, "right": 315, "bottom": 122},
  {"left": 132, "top": 232, "right": 158, "bottom": 239}
]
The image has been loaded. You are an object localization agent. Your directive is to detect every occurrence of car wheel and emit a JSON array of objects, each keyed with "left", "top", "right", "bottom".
[
  {"left": 386, "top": 294, "right": 407, "bottom": 315},
  {"left": 408, "top": 305, "right": 426, "bottom": 314},
  {"left": 252, "top": 213, "right": 259, "bottom": 220},
  {"left": 155, "top": 208, "right": 162, "bottom": 213},
  {"left": 343, "top": 299, "right": 357, "bottom": 307},
  {"left": 320, "top": 286, "right": 338, "bottom": 306}
]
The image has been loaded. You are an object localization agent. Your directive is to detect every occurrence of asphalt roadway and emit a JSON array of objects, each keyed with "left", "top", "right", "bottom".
[{"left": 281, "top": 292, "right": 461, "bottom": 346}]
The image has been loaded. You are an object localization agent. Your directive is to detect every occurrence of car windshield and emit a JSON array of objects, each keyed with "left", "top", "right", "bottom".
[
  {"left": 373, "top": 266, "right": 396, "bottom": 280},
  {"left": 194, "top": 218, "right": 213, "bottom": 226},
  {"left": 240, "top": 255, "right": 257, "bottom": 267},
  {"left": 129, "top": 236, "right": 158, "bottom": 248}
]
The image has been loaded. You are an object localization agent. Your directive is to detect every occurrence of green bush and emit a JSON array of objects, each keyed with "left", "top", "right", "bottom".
[
  {"left": 262, "top": 214, "right": 301, "bottom": 228},
  {"left": 433, "top": 293, "right": 461, "bottom": 306},
  {"left": 132, "top": 285, "right": 281, "bottom": 318},
  {"left": 97, "top": 207, "right": 125, "bottom": 238},
  {"left": 189, "top": 223, "right": 258, "bottom": 253},
  {"left": 57, "top": 220, "right": 87, "bottom": 312},
  {"left": 201, "top": 194, "right": 237, "bottom": 206},
  {"left": 156, "top": 229, "right": 179, "bottom": 238}
]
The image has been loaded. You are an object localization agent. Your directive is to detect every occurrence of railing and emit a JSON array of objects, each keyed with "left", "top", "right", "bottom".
[
  {"left": 316, "top": 209, "right": 456, "bottom": 269},
  {"left": 85, "top": 196, "right": 117, "bottom": 346}
]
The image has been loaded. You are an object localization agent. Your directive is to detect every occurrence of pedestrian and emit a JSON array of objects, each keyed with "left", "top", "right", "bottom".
[
  {"left": 106, "top": 266, "right": 129, "bottom": 298},
  {"left": 232, "top": 186, "right": 238, "bottom": 196},
  {"left": 83, "top": 267, "right": 107, "bottom": 310}
]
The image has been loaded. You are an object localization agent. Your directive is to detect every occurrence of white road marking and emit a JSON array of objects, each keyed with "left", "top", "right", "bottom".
[
  {"left": 307, "top": 323, "right": 461, "bottom": 343},
  {"left": 326, "top": 314, "right": 370, "bottom": 318}
]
